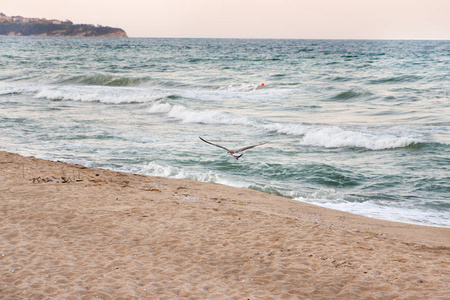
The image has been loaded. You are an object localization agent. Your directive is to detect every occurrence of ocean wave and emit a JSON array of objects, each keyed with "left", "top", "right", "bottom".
[
  {"left": 141, "top": 161, "right": 249, "bottom": 188},
  {"left": 2, "top": 82, "right": 183, "bottom": 104},
  {"left": 2, "top": 78, "right": 303, "bottom": 106},
  {"left": 167, "top": 105, "right": 240, "bottom": 124},
  {"left": 217, "top": 83, "right": 265, "bottom": 92},
  {"left": 57, "top": 74, "right": 153, "bottom": 87},
  {"left": 329, "top": 89, "right": 373, "bottom": 101},
  {"left": 261, "top": 122, "right": 420, "bottom": 151},
  {"left": 295, "top": 189, "right": 450, "bottom": 227},
  {"left": 148, "top": 102, "right": 423, "bottom": 151},
  {"left": 0, "top": 87, "right": 21, "bottom": 96},
  {"left": 33, "top": 86, "right": 171, "bottom": 104},
  {"left": 293, "top": 188, "right": 349, "bottom": 202},
  {"left": 152, "top": 102, "right": 307, "bottom": 132},
  {"left": 251, "top": 162, "right": 363, "bottom": 188},
  {"left": 176, "top": 84, "right": 302, "bottom": 102},
  {"left": 330, "top": 76, "right": 352, "bottom": 82},
  {"left": 148, "top": 102, "right": 173, "bottom": 113},
  {"left": 368, "top": 75, "right": 423, "bottom": 84},
  {"left": 261, "top": 122, "right": 310, "bottom": 135},
  {"left": 0, "top": 84, "right": 40, "bottom": 96},
  {"left": 148, "top": 102, "right": 256, "bottom": 125},
  {"left": 300, "top": 127, "right": 418, "bottom": 150},
  {"left": 54, "top": 71, "right": 296, "bottom": 97}
]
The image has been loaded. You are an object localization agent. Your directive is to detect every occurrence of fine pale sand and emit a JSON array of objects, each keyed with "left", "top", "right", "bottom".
[{"left": 1, "top": 151, "right": 449, "bottom": 299}]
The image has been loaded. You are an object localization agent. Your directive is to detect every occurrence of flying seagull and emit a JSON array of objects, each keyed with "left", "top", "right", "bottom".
[{"left": 199, "top": 136, "right": 268, "bottom": 160}]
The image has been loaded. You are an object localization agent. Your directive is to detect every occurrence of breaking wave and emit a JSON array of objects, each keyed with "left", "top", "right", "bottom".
[
  {"left": 294, "top": 188, "right": 450, "bottom": 227},
  {"left": 1, "top": 80, "right": 302, "bottom": 104},
  {"left": 148, "top": 102, "right": 256, "bottom": 125},
  {"left": 300, "top": 127, "right": 419, "bottom": 150},
  {"left": 148, "top": 103, "right": 421, "bottom": 150},
  {"left": 34, "top": 86, "right": 171, "bottom": 104},
  {"left": 261, "top": 122, "right": 311, "bottom": 135},
  {"left": 142, "top": 161, "right": 250, "bottom": 188},
  {"left": 0, "top": 84, "right": 40, "bottom": 96},
  {"left": 57, "top": 74, "right": 153, "bottom": 87}
]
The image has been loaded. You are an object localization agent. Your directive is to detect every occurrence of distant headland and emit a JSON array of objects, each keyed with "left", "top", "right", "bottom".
[{"left": 0, "top": 13, "right": 127, "bottom": 37}]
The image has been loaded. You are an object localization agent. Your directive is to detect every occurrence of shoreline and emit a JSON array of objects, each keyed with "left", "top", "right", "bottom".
[{"left": 1, "top": 150, "right": 449, "bottom": 298}]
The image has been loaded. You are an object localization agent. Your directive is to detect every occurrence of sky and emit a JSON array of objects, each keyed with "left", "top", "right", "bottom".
[{"left": 2, "top": 0, "right": 450, "bottom": 39}]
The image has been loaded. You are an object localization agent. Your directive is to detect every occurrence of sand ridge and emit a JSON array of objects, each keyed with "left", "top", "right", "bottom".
[{"left": 1, "top": 151, "right": 449, "bottom": 299}]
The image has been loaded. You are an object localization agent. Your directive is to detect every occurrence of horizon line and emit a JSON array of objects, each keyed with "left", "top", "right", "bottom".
[{"left": 127, "top": 36, "right": 450, "bottom": 41}]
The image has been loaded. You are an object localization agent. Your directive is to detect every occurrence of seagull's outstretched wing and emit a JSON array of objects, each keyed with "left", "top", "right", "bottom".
[
  {"left": 199, "top": 136, "right": 230, "bottom": 152},
  {"left": 234, "top": 141, "right": 268, "bottom": 153}
]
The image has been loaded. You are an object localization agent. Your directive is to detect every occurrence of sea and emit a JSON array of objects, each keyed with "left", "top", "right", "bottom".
[{"left": 1, "top": 37, "right": 449, "bottom": 227}]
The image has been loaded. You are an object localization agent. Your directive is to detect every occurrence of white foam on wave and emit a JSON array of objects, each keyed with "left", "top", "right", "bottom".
[
  {"left": 148, "top": 102, "right": 256, "bottom": 125},
  {"left": 219, "top": 83, "right": 261, "bottom": 92},
  {"left": 148, "top": 102, "right": 422, "bottom": 151},
  {"left": 148, "top": 102, "right": 173, "bottom": 113},
  {"left": 168, "top": 105, "right": 254, "bottom": 125},
  {"left": 179, "top": 84, "right": 302, "bottom": 103},
  {"left": 3, "top": 80, "right": 302, "bottom": 105},
  {"left": 292, "top": 188, "right": 348, "bottom": 202},
  {"left": 0, "top": 85, "right": 19, "bottom": 95},
  {"left": 260, "top": 122, "right": 420, "bottom": 150},
  {"left": 142, "top": 161, "right": 250, "bottom": 188},
  {"left": 301, "top": 127, "right": 418, "bottom": 150},
  {"left": 0, "top": 83, "right": 180, "bottom": 104},
  {"left": 34, "top": 86, "right": 170, "bottom": 104},
  {"left": 295, "top": 188, "right": 450, "bottom": 227},
  {"left": 261, "top": 122, "right": 311, "bottom": 135},
  {"left": 0, "top": 83, "right": 41, "bottom": 96}
]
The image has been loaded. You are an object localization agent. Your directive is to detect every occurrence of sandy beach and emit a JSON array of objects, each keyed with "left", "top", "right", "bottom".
[{"left": 1, "top": 150, "right": 449, "bottom": 299}]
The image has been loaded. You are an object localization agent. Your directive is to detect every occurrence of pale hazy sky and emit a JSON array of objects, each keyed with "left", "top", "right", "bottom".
[{"left": 2, "top": 0, "right": 450, "bottom": 39}]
